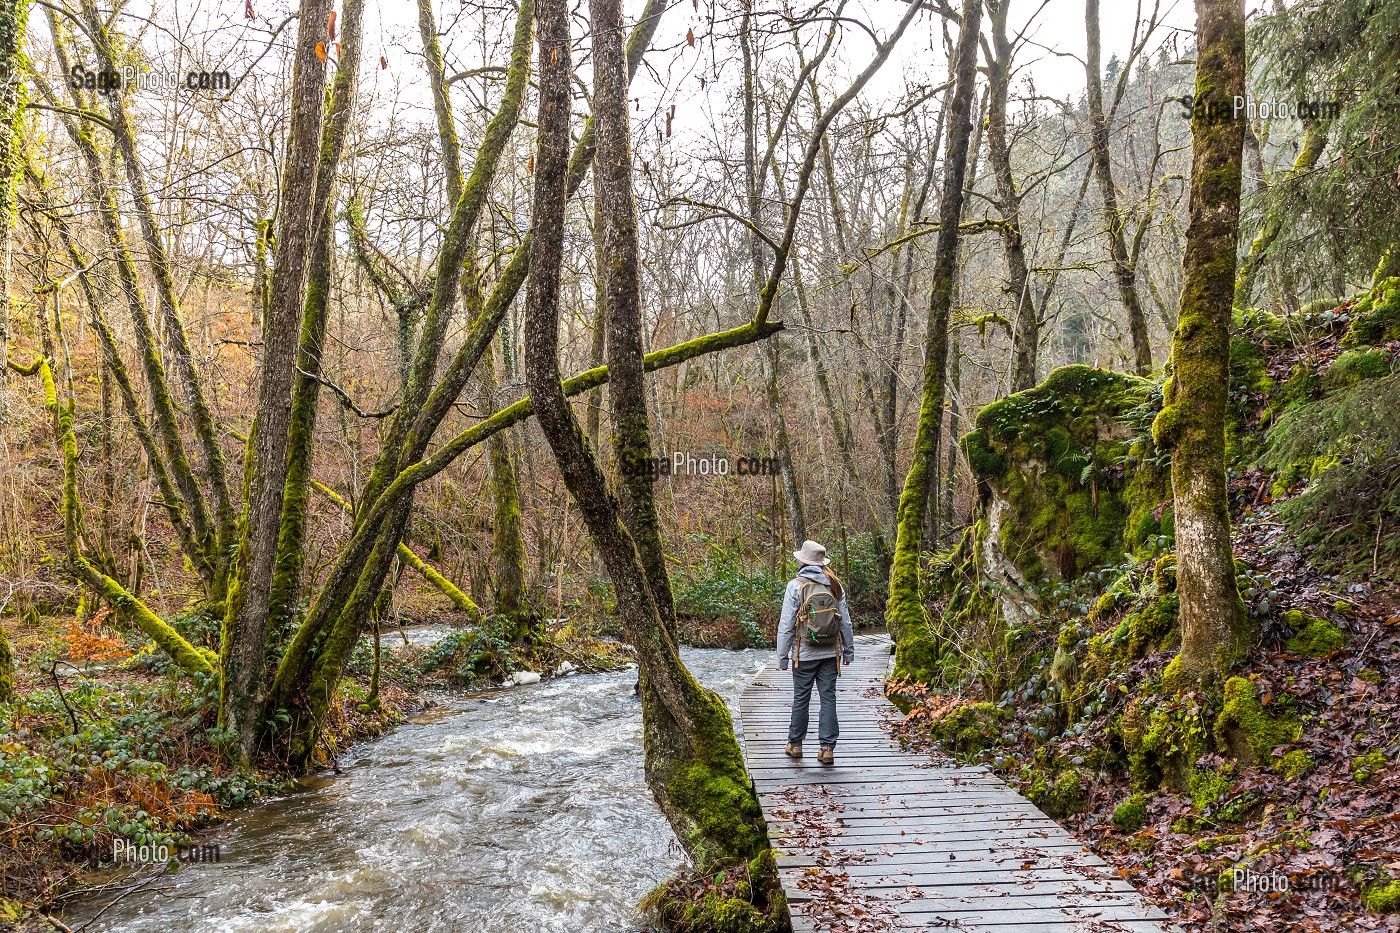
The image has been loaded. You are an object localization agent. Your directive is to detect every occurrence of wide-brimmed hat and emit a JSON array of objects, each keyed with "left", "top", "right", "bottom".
[{"left": 793, "top": 540, "right": 830, "bottom": 566}]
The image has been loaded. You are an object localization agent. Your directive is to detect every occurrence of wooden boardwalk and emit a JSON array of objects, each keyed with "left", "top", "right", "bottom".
[{"left": 739, "top": 633, "right": 1174, "bottom": 933}]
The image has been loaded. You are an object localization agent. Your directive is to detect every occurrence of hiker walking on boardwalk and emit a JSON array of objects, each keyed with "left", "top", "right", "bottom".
[{"left": 777, "top": 540, "right": 855, "bottom": 765}]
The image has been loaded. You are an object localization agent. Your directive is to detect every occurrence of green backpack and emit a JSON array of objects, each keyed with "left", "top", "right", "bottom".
[{"left": 795, "top": 579, "right": 839, "bottom": 661}]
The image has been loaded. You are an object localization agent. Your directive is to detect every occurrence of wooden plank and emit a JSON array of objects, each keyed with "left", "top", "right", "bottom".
[{"left": 740, "top": 632, "right": 1173, "bottom": 932}]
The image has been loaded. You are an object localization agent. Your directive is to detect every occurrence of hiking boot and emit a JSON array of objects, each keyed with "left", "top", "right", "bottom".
[
  {"left": 817, "top": 745, "right": 834, "bottom": 765},
  {"left": 785, "top": 742, "right": 803, "bottom": 759}
]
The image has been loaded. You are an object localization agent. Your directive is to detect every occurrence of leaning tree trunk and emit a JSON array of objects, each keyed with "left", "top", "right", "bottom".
[
  {"left": 1086, "top": 0, "right": 1153, "bottom": 375},
  {"left": 268, "top": 0, "right": 366, "bottom": 639},
  {"left": 524, "top": 0, "right": 778, "bottom": 896},
  {"left": 1232, "top": 118, "right": 1328, "bottom": 310},
  {"left": 1153, "top": 0, "right": 1247, "bottom": 692},
  {"left": 986, "top": 0, "right": 1040, "bottom": 391},
  {"left": 886, "top": 0, "right": 982, "bottom": 681}
]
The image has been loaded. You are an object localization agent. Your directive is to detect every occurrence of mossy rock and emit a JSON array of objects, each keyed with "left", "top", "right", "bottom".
[
  {"left": 1213, "top": 677, "right": 1301, "bottom": 768},
  {"left": 1363, "top": 877, "right": 1400, "bottom": 914},
  {"left": 1152, "top": 554, "right": 1177, "bottom": 593},
  {"left": 1278, "top": 749, "right": 1314, "bottom": 780},
  {"left": 1234, "top": 308, "right": 1296, "bottom": 348},
  {"left": 1026, "top": 766, "right": 1089, "bottom": 819},
  {"left": 1323, "top": 349, "right": 1392, "bottom": 391},
  {"left": 1353, "top": 750, "right": 1388, "bottom": 783},
  {"left": 1120, "top": 693, "right": 1216, "bottom": 792},
  {"left": 929, "top": 701, "right": 1007, "bottom": 756},
  {"left": 1111, "top": 793, "right": 1148, "bottom": 833},
  {"left": 1111, "top": 594, "right": 1180, "bottom": 660},
  {"left": 1283, "top": 611, "right": 1346, "bottom": 658},
  {"left": 1342, "top": 277, "right": 1400, "bottom": 348},
  {"left": 961, "top": 365, "right": 1167, "bottom": 588}
]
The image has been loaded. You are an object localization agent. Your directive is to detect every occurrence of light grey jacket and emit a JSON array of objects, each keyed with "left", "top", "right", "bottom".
[{"left": 776, "top": 564, "right": 855, "bottom": 669}]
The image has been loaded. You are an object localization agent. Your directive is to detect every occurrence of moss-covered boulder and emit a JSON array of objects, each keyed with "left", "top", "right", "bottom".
[
  {"left": 1213, "top": 677, "right": 1301, "bottom": 768},
  {"left": 1342, "top": 277, "right": 1400, "bottom": 348},
  {"left": 1111, "top": 793, "right": 1148, "bottom": 832},
  {"left": 927, "top": 700, "right": 1006, "bottom": 756},
  {"left": 1026, "top": 765, "right": 1089, "bottom": 819},
  {"left": 1283, "top": 610, "right": 1347, "bottom": 658},
  {"left": 959, "top": 366, "right": 1169, "bottom": 624}
]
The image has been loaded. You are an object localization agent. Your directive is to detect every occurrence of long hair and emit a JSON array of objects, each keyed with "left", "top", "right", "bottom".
[{"left": 820, "top": 566, "right": 844, "bottom": 602}]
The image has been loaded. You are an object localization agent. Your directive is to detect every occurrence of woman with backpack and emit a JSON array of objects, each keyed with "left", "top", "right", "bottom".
[{"left": 776, "top": 540, "right": 855, "bottom": 765}]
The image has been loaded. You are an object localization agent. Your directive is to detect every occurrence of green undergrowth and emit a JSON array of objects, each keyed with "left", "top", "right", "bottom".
[
  {"left": 640, "top": 849, "right": 788, "bottom": 933},
  {"left": 1258, "top": 372, "right": 1400, "bottom": 580},
  {"left": 0, "top": 671, "right": 290, "bottom": 904},
  {"left": 671, "top": 535, "right": 787, "bottom": 648}
]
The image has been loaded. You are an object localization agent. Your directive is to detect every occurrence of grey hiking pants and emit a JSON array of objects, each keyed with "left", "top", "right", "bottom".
[{"left": 788, "top": 656, "right": 838, "bottom": 748}]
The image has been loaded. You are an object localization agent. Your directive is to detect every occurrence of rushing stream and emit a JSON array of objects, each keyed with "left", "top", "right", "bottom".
[{"left": 66, "top": 644, "right": 770, "bottom": 932}]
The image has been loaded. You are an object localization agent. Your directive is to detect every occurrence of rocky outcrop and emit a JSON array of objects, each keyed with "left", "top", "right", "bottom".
[{"left": 960, "top": 365, "right": 1171, "bottom": 618}]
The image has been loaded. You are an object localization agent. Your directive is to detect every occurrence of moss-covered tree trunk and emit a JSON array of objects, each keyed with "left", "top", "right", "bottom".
[
  {"left": 1085, "top": 0, "right": 1153, "bottom": 376},
  {"left": 0, "top": 0, "right": 26, "bottom": 425},
  {"left": 986, "top": 0, "right": 1040, "bottom": 392},
  {"left": 481, "top": 340, "right": 530, "bottom": 630},
  {"left": 1152, "top": 0, "right": 1248, "bottom": 692},
  {"left": 886, "top": 0, "right": 982, "bottom": 680},
  {"left": 266, "top": 0, "right": 535, "bottom": 767},
  {"left": 267, "top": 0, "right": 366, "bottom": 640},
  {"left": 525, "top": 0, "right": 777, "bottom": 896},
  {"left": 219, "top": 0, "right": 335, "bottom": 765},
  {"left": 81, "top": 0, "right": 236, "bottom": 566}
]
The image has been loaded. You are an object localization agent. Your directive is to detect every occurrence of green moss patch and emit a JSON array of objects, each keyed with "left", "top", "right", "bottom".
[
  {"left": 1213, "top": 677, "right": 1301, "bottom": 768},
  {"left": 1111, "top": 793, "right": 1148, "bottom": 832},
  {"left": 1352, "top": 750, "right": 1387, "bottom": 783},
  {"left": 1026, "top": 766, "right": 1089, "bottom": 819},
  {"left": 1362, "top": 877, "right": 1400, "bottom": 914},
  {"left": 1283, "top": 611, "right": 1347, "bottom": 658},
  {"left": 1342, "top": 277, "right": 1400, "bottom": 348},
  {"left": 1323, "top": 349, "right": 1392, "bottom": 391}
]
